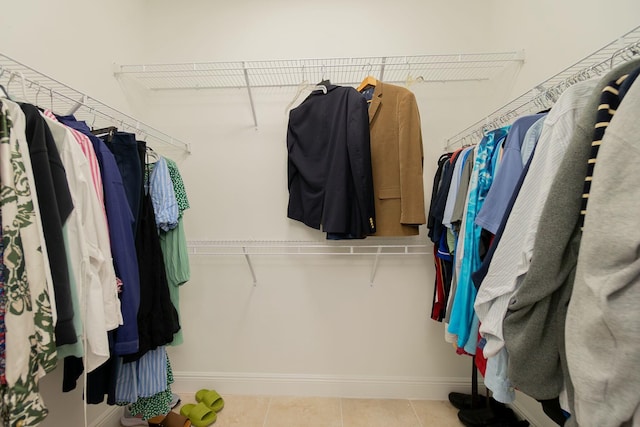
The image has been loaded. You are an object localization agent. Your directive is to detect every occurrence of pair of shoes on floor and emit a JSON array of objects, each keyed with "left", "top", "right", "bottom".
[
  {"left": 148, "top": 411, "right": 192, "bottom": 427},
  {"left": 121, "top": 405, "right": 149, "bottom": 427},
  {"left": 170, "top": 393, "right": 181, "bottom": 409},
  {"left": 458, "top": 404, "right": 530, "bottom": 427},
  {"left": 179, "top": 389, "right": 225, "bottom": 427},
  {"left": 448, "top": 392, "right": 493, "bottom": 410}
]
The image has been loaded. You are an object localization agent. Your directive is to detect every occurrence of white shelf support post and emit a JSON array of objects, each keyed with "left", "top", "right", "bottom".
[
  {"left": 242, "top": 61, "right": 258, "bottom": 128},
  {"left": 379, "top": 56, "right": 387, "bottom": 82},
  {"left": 369, "top": 246, "right": 383, "bottom": 287},
  {"left": 242, "top": 246, "right": 258, "bottom": 286}
]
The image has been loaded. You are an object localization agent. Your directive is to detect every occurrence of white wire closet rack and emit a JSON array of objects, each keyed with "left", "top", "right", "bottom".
[
  {"left": 114, "top": 52, "right": 525, "bottom": 127},
  {"left": 0, "top": 53, "right": 190, "bottom": 154},
  {"left": 187, "top": 239, "right": 432, "bottom": 286},
  {"left": 444, "top": 25, "right": 640, "bottom": 150}
]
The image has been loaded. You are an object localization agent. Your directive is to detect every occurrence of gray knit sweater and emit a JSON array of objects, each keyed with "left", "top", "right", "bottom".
[
  {"left": 501, "top": 58, "right": 640, "bottom": 418},
  {"left": 565, "top": 66, "right": 640, "bottom": 427}
]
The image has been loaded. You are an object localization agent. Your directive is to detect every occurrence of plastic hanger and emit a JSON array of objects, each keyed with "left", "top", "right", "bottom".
[
  {"left": 146, "top": 146, "right": 160, "bottom": 163},
  {"left": 6, "top": 72, "right": 28, "bottom": 102},
  {"left": 284, "top": 80, "right": 328, "bottom": 113}
]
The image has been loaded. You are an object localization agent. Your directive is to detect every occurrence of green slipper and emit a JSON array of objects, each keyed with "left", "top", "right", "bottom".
[
  {"left": 195, "top": 389, "right": 225, "bottom": 412},
  {"left": 179, "top": 402, "right": 217, "bottom": 427}
]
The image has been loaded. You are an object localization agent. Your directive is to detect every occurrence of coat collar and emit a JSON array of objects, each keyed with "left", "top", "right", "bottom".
[{"left": 367, "top": 80, "right": 383, "bottom": 123}]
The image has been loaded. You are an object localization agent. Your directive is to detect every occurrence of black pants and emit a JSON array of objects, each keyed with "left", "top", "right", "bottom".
[{"left": 105, "top": 132, "right": 142, "bottom": 236}]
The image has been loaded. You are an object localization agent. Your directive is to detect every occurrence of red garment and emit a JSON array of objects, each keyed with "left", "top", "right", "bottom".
[
  {"left": 475, "top": 329, "right": 487, "bottom": 377},
  {"left": 431, "top": 248, "right": 446, "bottom": 321}
]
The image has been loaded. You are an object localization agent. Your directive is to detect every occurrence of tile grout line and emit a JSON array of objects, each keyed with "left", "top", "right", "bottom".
[
  {"left": 408, "top": 399, "right": 424, "bottom": 427},
  {"left": 262, "top": 396, "right": 273, "bottom": 427}
]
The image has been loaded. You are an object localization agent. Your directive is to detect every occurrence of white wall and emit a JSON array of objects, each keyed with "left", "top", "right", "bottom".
[
  {"left": 131, "top": 0, "right": 499, "bottom": 405},
  {"left": 3, "top": 1, "right": 640, "bottom": 426}
]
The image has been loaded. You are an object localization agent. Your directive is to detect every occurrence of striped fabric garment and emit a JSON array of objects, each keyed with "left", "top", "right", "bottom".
[
  {"left": 579, "top": 74, "right": 628, "bottom": 229},
  {"left": 149, "top": 156, "right": 179, "bottom": 232}
]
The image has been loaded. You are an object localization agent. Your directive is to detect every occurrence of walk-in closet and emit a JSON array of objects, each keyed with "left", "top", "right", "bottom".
[{"left": 2, "top": 1, "right": 639, "bottom": 427}]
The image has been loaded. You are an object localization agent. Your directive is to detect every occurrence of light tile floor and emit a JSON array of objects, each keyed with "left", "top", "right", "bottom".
[{"left": 176, "top": 394, "right": 463, "bottom": 427}]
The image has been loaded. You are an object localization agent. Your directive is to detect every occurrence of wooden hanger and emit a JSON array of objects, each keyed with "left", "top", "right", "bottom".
[{"left": 357, "top": 76, "right": 377, "bottom": 92}]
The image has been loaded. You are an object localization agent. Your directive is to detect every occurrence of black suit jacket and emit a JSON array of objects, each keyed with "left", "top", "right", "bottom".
[{"left": 287, "top": 84, "right": 376, "bottom": 238}]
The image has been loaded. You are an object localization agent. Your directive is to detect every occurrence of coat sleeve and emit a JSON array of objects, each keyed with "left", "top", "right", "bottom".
[
  {"left": 347, "top": 91, "right": 376, "bottom": 235},
  {"left": 398, "top": 91, "right": 426, "bottom": 225},
  {"left": 565, "top": 84, "right": 640, "bottom": 427}
]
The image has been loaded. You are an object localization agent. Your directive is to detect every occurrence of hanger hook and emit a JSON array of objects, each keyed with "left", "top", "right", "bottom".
[
  {"left": 15, "top": 72, "right": 27, "bottom": 101},
  {"left": 35, "top": 82, "right": 41, "bottom": 106},
  {"left": 321, "top": 64, "right": 327, "bottom": 81},
  {"left": 49, "top": 89, "right": 54, "bottom": 111}
]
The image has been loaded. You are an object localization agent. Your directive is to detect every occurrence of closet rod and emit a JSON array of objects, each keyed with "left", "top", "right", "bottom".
[
  {"left": 444, "top": 25, "right": 640, "bottom": 151},
  {"left": 0, "top": 53, "right": 191, "bottom": 154}
]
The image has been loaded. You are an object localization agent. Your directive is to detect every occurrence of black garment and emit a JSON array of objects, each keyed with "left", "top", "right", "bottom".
[
  {"left": 426, "top": 153, "right": 452, "bottom": 242},
  {"left": 63, "top": 332, "right": 117, "bottom": 406},
  {"left": 104, "top": 132, "right": 142, "bottom": 237},
  {"left": 538, "top": 398, "right": 566, "bottom": 426},
  {"left": 122, "top": 141, "right": 179, "bottom": 363},
  {"left": 287, "top": 84, "right": 375, "bottom": 239},
  {"left": 618, "top": 64, "right": 640, "bottom": 99},
  {"left": 20, "top": 103, "right": 76, "bottom": 346},
  {"left": 428, "top": 153, "right": 460, "bottom": 244}
]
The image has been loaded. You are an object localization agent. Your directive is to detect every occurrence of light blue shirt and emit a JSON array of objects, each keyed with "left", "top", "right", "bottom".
[
  {"left": 520, "top": 114, "right": 547, "bottom": 166},
  {"left": 150, "top": 157, "right": 179, "bottom": 232},
  {"left": 485, "top": 347, "right": 515, "bottom": 403},
  {"left": 476, "top": 114, "right": 545, "bottom": 234},
  {"left": 447, "top": 127, "right": 509, "bottom": 348}
]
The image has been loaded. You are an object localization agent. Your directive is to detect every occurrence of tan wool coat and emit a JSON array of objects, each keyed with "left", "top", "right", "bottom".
[{"left": 367, "top": 80, "right": 426, "bottom": 236}]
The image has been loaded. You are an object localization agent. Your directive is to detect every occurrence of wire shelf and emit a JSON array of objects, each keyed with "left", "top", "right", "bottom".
[
  {"left": 445, "top": 25, "right": 640, "bottom": 150},
  {"left": 187, "top": 239, "right": 431, "bottom": 256},
  {"left": 115, "top": 52, "right": 523, "bottom": 128},
  {"left": 0, "top": 53, "right": 190, "bottom": 153},
  {"left": 115, "top": 52, "right": 525, "bottom": 90},
  {"left": 187, "top": 239, "right": 432, "bottom": 286}
]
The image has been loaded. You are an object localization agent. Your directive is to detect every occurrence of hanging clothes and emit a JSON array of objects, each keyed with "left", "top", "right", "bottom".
[
  {"left": 446, "top": 126, "right": 508, "bottom": 349},
  {"left": 20, "top": 103, "right": 75, "bottom": 346},
  {"left": 122, "top": 141, "right": 179, "bottom": 363},
  {"left": 565, "top": 67, "right": 640, "bottom": 427},
  {"left": 363, "top": 80, "right": 426, "bottom": 236},
  {"left": 473, "top": 79, "right": 598, "bottom": 359},
  {"left": 157, "top": 157, "right": 191, "bottom": 346},
  {"left": 56, "top": 115, "right": 141, "bottom": 357},
  {"left": 0, "top": 100, "right": 56, "bottom": 427},
  {"left": 44, "top": 113, "right": 121, "bottom": 372},
  {"left": 501, "top": 58, "right": 640, "bottom": 416},
  {"left": 475, "top": 113, "right": 545, "bottom": 235},
  {"left": 287, "top": 83, "right": 376, "bottom": 239}
]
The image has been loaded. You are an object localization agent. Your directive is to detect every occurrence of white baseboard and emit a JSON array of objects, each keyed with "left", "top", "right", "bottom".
[
  {"left": 509, "top": 395, "right": 558, "bottom": 427},
  {"left": 172, "top": 371, "right": 474, "bottom": 400},
  {"left": 91, "top": 405, "right": 121, "bottom": 427}
]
